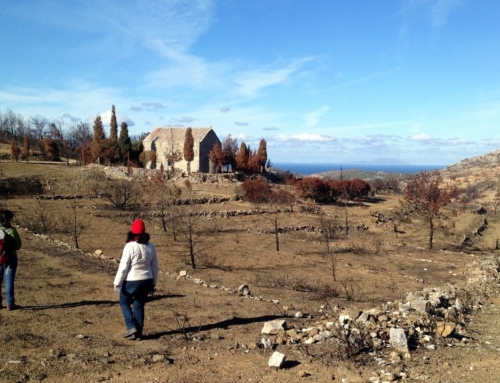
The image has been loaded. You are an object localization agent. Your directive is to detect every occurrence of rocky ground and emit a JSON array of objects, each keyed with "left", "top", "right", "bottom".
[
  {"left": 1, "top": 225, "right": 499, "bottom": 383},
  {"left": 1, "top": 158, "right": 500, "bottom": 383}
]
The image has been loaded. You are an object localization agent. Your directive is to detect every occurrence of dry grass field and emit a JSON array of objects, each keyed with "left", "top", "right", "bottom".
[{"left": 0, "top": 158, "right": 499, "bottom": 383}]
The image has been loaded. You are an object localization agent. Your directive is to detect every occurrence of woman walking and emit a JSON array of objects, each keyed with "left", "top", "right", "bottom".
[
  {"left": 114, "top": 219, "right": 158, "bottom": 340},
  {"left": 0, "top": 210, "right": 22, "bottom": 310}
]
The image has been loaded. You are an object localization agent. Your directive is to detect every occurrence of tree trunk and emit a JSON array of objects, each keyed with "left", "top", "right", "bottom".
[
  {"left": 160, "top": 204, "right": 168, "bottom": 232},
  {"left": 189, "top": 222, "right": 196, "bottom": 269},
  {"left": 171, "top": 217, "right": 178, "bottom": 241},
  {"left": 274, "top": 218, "right": 280, "bottom": 252},
  {"left": 428, "top": 216, "right": 434, "bottom": 250},
  {"left": 330, "top": 252, "right": 337, "bottom": 282},
  {"left": 344, "top": 202, "right": 349, "bottom": 237}
]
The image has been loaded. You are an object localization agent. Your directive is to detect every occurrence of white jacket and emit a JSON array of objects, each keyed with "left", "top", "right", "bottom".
[{"left": 113, "top": 241, "right": 159, "bottom": 286}]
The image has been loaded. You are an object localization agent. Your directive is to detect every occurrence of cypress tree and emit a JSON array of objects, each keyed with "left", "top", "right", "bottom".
[
  {"left": 257, "top": 139, "right": 268, "bottom": 173},
  {"left": 91, "top": 115, "right": 105, "bottom": 163},
  {"left": 118, "top": 121, "right": 132, "bottom": 163},
  {"left": 183, "top": 127, "right": 195, "bottom": 174},
  {"left": 110, "top": 105, "right": 118, "bottom": 141}
]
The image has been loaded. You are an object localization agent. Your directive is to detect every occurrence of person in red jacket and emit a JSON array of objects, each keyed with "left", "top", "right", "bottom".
[
  {"left": 113, "top": 219, "right": 158, "bottom": 340},
  {"left": 0, "top": 210, "right": 22, "bottom": 310}
]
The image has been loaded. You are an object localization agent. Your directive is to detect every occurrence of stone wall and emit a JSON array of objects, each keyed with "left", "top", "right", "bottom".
[{"left": 0, "top": 176, "right": 43, "bottom": 196}]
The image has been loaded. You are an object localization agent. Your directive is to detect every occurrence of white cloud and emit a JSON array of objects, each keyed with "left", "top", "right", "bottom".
[
  {"left": 303, "top": 106, "right": 330, "bottom": 128},
  {"left": 431, "top": 0, "right": 464, "bottom": 27},
  {"left": 141, "top": 102, "right": 166, "bottom": 109},
  {"left": 411, "top": 133, "right": 432, "bottom": 141},
  {"left": 234, "top": 58, "right": 314, "bottom": 97},
  {"left": 334, "top": 67, "right": 401, "bottom": 89},
  {"left": 275, "top": 133, "right": 334, "bottom": 142}
]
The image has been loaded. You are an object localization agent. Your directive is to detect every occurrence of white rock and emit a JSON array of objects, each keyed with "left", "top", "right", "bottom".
[
  {"left": 237, "top": 284, "right": 251, "bottom": 296},
  {"left": 338, "top": 314, "right": 350, "bottom": 323},
  {"left": 389, "top": 328, "right": 408, "bottom": 352},
  {"left": 305, "top": 337, "right": 316, "bottom": 345},
  {"left": 261, "top": 319, "right": 286, "bottom": 335},
  {"left": 261, "top": 338, "right": 272, "bottom": 349},
  {"left": 268, "top": 351, "right": 286, "bottom": 368}
]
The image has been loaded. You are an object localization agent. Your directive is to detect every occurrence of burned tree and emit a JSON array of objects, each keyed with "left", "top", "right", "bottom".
[{"left": 403, "top": 171, "right": 458, "bottom": 250}]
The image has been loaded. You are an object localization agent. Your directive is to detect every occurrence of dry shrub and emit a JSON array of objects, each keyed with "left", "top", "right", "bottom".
[
  {"left": 19, "top": 200, "right": 56, "bottom": 234},
  {"left": 312, "top": 283, "right": 340, "bottom": 300},
  {"left": 252, "top": 272, "right": 315, "bottom": 292},
  {"left": 85, "top": 167, "right": 107, "bottom": 197},
  {"left": 338, "top": 276, "right": 365, "bottom": 302},
  {"left": 241, "top": 178, "right": 272, "bottom": 203},
  {"left": 105, "top": 180, "right": 141, "bottom": 210},
  {"left": 197, "top": 253, "right": 232, "bottom": 271}
]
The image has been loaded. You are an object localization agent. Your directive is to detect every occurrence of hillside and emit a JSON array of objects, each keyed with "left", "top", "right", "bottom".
[{"left": 0, "top": 159, "right": 499, "bottom": 382}]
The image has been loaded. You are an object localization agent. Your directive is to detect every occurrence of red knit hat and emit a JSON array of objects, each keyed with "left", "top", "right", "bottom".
[{"left": 131, "top": 219, "right": 146, "bottom": 234}]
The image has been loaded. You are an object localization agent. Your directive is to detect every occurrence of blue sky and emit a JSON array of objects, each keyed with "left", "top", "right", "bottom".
[{"left": 1, "top": 0, "right": 499, "bottom": 165}]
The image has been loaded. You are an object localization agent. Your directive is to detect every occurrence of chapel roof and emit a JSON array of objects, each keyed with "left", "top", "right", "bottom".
[{"left": 143, "top": 127, "right": 213, "bottom": 143}]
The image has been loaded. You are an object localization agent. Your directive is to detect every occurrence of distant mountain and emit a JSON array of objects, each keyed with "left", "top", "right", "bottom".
[
  {"left": 443, "top": 149, "right": 500, "bottom": 172},
  {"left": 352, "top": 158, "right": 409, "bottom": 165}
]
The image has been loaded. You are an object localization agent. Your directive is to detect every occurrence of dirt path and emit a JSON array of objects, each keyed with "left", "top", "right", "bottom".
[{"left": 1, "top": 230, "right": 500, "bottom": 383}]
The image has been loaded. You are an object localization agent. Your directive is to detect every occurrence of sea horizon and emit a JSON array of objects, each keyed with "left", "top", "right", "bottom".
[{"left": 272, "top": 162, "right": 446, "bottom": 176}]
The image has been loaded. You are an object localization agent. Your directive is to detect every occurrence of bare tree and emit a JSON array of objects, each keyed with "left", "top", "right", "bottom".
[
  {"left": 58, "top": 205, "right": 87, "bottom": 249},
  {"left": 143, "top": 170, "right": 182, "bottom": 239},
  {"left": 221, "top": 134, "right": 238, "bottom": 172},
  {"left": 177, "top": 206, "right": 203, "bottom": 269},
  {"left": 29, "top": 115, "right": 47, "bottom": 140},
  {"left": 21, "top": 200, "right": 56, "bottom": 235},
  {"left": 318, "top": 215, "right": 343, "bottom": 281},
  {"left": 209, "top": 142, "right": 224, "bottom": 174},
  {"left": 22, "top": 135, "right": 30, "bottom": 162},
  {"left": 10, "top": 140, "right": 21, "bottom": 162},
  {"left": 164, "top": 128, "right": 183, "bottom": 173},
  {"left": 403, "top": 171, "right": 458, "bottom": 249},
  {"left": 85, "top": 167, "right": 108, "bottom": 197},
  {"left": 168, "top": 202, "right": 182, "bottom": 242},
  {"left": 49, "top": 122, "right": 71, "bottom": 164},
  {"left": 105, "top": 180, "right": 141, "bottom": 210}
]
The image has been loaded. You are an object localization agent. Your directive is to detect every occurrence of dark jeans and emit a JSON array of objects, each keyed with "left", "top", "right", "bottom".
[
  {"left": 0, "top": 256, "right": 18, "bottom": 307},
  {"left": 119, "top": 278, "right": 153, "bottom": 335}
]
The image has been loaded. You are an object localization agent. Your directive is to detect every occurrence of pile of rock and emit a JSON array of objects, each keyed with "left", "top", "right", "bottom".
[
  {"left": 259, "top": 284, "right": 471, "bottom": 354},
  {"left": 257, "top": 256, "right": 500, "bottom": 371}
]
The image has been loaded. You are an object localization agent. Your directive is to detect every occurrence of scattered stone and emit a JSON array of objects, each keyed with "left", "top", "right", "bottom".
[
  {"left": 268, "top": 351, "right": 286, "bottom": 368},
  {"left": 237, "top": 284, "right": 251, "bottom": 296},
  {"left": 151, "top": 354, "right": 165, "bottom": 363},
  {"left": 435, "top": 322, "right": 455, "bottom": 338},
  {"left": 248, "top": 342, "right": 259, "bottom": 350},
  {"left": 389, "top": 328, "right": 408, "bottom": 352},
  {"left": 261, "top": 319, "right": 287, "bottom": 335},
  {"left": 261, "top": 338, "right": 272, "bottom": 349}
]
